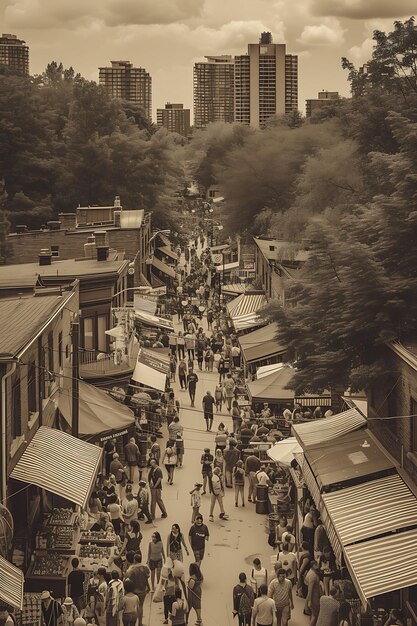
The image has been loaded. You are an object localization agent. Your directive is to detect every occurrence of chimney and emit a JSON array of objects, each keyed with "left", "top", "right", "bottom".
[
  {"left": 114, "top": 211, "right": 121, "bottom": 227},
  {"left": 94, "top": 230, "right": 109, "bottom": 262},
  {"left": 114, "top": 195, "right": 121, "bottom": 208},
  {"left": 47, "top": 220, "right": 61, "bottom": 231},
  {"left": 39, "top": 248, "right": 52, "bottom": 266},
  {"left": 84, "top": 234, "right": 96, "bottom": 259},
  {"left": 58, "top": 212, "right": 77, "bottom": 230}
]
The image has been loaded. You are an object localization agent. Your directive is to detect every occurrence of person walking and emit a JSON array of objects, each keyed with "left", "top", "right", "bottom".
[
  {"left": 268, "top": 568, "right": 294, "bottom": 626},
  {"left": 190, "top": 483, "right": 202, "bottom": 522},
  {"left": 185, "top": 332, "right": 196, "bottom": 361},
  {"left": 232, "top": 400, "right": 243, "bottom": 435},
  {"left": 187, "top": 563, "right": 203, "bottom": 626},
  {"left": 122, "top": 487, "right": 139, "bottom": 528},
  {"left": 252, "top": 584, "right": 276, "bottom": 626},
  {"left": 245, "top": 452, "right": 261, "bottom": 504},
  {"left": 178, "top": 358, "right": 187, "bottom": 390},
  {"left": 162, "top": 441, "right": 177, "bottom": 485},
  {"left": 200, "top": 448, "right": 213, "bottom": 495},
  {"left": 223, "top": 373, "right": 235, "bottom": 411},
  {"left": 61, "top": 598, "right": 79, "bottom": 626},
  {"left": 215, "top": 422, "right": 228, "bottom": 451},
  {"left": 120, "top": 580, "right": 140, "bottom": 626},
  {"left": 137, "top": 480, "right": 153, "bottom": 524},
  {"left": 67, "top": 558, "right": 85, "bottom": 613},
  {"left": 202, "top": 390, "right": 215, "bottom": 431},
  {"left": 124, "top": 438, "right": 139, "bottom": 483},
  {"left": 305, "top": 561, "right": 321, "bottom": 626},
  {"left": 316, "top": 588, "right": 340, "bottom": 626},
  {"left": 125, "top": 555, "right": 150, "bottom": 626},
  {"left": 187, "top": 369, "right": 199, "bottom": 407},
  {"left": 188, "top": 515, "right": 209, "bottom": 566},
  {"left": 169, "top": 588, "right": 187, "bottom": 626},
  {"left": 148, "top": 459, "right": 167, "bottom": 519},
  {"left": 209, "top": 467, "right": 228, "bottom": 521},
  {"left": 167, "top": 524, "right": 189, "bottom": 562},
  {"left": 177, "top": 332, "right": 185, "bottom": 360},
  {"left": 213, "top": 448, "right": 225, "bottom": 476},
  {"left": 147, "top": 531, "right": 165, "bottom": 592},
  {"left": 233, "top": 460, "right": 245, "bottom": 507},
  {"left": 233, "top": 573, "right": 255, "bottom": 626},
  {"left": 214, "top": 384, "right": 225, "bottom": 412},
  {"left": 224, "top": 442, "right": 241, "bottom": 489}
]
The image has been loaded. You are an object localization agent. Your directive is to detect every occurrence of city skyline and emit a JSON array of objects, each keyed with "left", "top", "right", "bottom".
[{"left": 1, "top": 0, "right": 415, "bottom": 120}]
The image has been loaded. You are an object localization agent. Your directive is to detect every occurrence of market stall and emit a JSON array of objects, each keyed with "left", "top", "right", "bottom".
[{"left": 238, "top": 323, "right": 286, "bottom": 377}]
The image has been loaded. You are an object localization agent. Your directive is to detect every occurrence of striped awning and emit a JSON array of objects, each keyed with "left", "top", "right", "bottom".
[
  {"left": 227, "top": 292, "right": 267, "bottom": 318},
  {"left": 320, "top": 506, "right": 343, "bottom": 565},
  {"left": 322, "top": 474, "right": 417, "bottom": 546},
  {"left": 233, "top": 312, "right": 267, "bottom": 332},
  {"left": 11, "top": 426, "right": 102, "bottom": 509},
  {"left": 292, "top": 408, "right": 366, "bottom": 448},
  {"left": 150, "top": 256, "right": 176, "bottom": 279},
  {"left": 344, "top": 529, "right": 417, "bottom": 605},
  {"left": 157, "top": 246, "right": 178, "bottom": 261},
  {"left": 0, "top": 556, "right": 24, "bottom": 610}
]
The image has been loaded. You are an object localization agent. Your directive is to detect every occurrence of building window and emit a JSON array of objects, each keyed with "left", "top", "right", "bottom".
[
  {"left": 51, "top": 245, "right": 59, "bottom": 257},
  {"left": 12, "top": 378, "right": 22, "bottom": 439},
  {"left": 28, "top": 361, "right": 37, "bottom": 415},
  {"left": 58, "top": 332, "right": 63, "bottom": 368}
]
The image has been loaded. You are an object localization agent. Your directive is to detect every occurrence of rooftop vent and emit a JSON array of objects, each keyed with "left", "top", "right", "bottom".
[{"left": 39, "top": 248, "right": 52, "bottom": 266}]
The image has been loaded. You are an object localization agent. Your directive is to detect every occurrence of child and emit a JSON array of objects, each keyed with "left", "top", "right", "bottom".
[{"left": 190, "top": 483, "right": 202, "bottom": 522}]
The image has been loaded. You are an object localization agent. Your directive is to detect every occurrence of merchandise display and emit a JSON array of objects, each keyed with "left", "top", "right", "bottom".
[
  {"left": 79, "top": 545, "right": 111, "bottom": 559},
  {"left": 31, "top": 554, "right": 68, "bottom": 576}
]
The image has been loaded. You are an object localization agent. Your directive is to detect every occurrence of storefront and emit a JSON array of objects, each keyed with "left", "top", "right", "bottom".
[{"left": 226, "top": 291, "right": 267, "bottom": 333}]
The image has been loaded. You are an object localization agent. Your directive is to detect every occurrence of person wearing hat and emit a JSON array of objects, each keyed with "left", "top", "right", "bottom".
[
  {"left": 209, "top": 467, "right": 228, "bottom": 522},
  {"left": 137, "top": 480, "right": 153, "bottom": 524},
  {"left": 189, "top": 483, "right": 202, "bottom": 522},
  {"left": 40, "top": 591, "right": 63, "bottom": 626},
  {"left": 61, "top": 597, "right": 79, "bottom": 626}
]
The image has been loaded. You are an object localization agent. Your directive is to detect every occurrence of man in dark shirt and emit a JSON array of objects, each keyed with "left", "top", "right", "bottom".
[
  {"left": 202, "top": 390, "right": 215, "bottom": 431},
  {"left": 224, "top": 443, "right": 241, "bottom": 488},
  {"left": 187, "top": 370, "right": 199, "bottom": 407},
  {"left": 148, "top": 459, "right": 167, "bottom": 519},
  {"left": 188, "top": 515, "right": 209, "bottom": 564},
  {"left": 245, "top": 453, "right": 261, "bottom": 503},
  {"left": 68, "top": 557, "right": 85, "bottom": 611},
  {"left": 41, "top": 591, "right": 63, "bottom": 626}
]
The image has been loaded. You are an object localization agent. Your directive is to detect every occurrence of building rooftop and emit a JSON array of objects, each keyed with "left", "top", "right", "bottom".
[
  {"left": 0, "top": 291, "right": 75, "bottom": 358},
  {"left": 253, "top": 237, "right": 309, "bottom": 263}
]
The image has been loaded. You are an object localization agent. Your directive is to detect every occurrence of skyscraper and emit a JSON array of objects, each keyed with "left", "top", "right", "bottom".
[
  {"left": 193, "top": 55, "right": 235, "bottom": 129},
  {"left": 99, "top": 61, "right": 152, "bottom": 120},
  {"left": 234, "top": 32, "right": 298, "bottom": 129},
  {"left": 157, "top": 103, "right": 190, "bottom": 137},
  {"left": 0, "top": 34, "right": 29, "bottom": 75}
]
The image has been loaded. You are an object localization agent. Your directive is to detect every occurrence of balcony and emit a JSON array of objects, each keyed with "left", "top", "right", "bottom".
[{"left": 79, "top": 345, "right": 139, "bottom": 386}]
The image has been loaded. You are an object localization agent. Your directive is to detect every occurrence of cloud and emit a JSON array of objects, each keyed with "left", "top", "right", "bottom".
[
  {"left": 309, "top": 0, "right": 416, "bottom": 20},
  {"left": 298, "top": 17, "right": 346, "bottom": 46},
  {"left": 2, "top": 0, "right": 205, "bottom": 29},
  {"left": 348, "top": 37, "right": 374, "bottom": 62}
]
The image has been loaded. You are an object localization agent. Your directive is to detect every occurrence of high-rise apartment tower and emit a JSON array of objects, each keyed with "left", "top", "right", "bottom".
[
  {"left": 157, "top": 103, "right": 190, "bottom": 137},
  {"left": 0, "top": 33, "right": 29, "bottom": 74},
  {"left": 235, "top": 32, "right": 298, "bottom": 128},
  {"left": 99, "top": 61, "right": 152, "bottom": 120},
  {"left": 193, "top": 55, "right": 235, "bottom": 129}
]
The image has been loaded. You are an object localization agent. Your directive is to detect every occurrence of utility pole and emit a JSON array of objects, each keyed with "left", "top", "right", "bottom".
[{"left": 71, "top": 321, "right": 80, "bottom": 437}]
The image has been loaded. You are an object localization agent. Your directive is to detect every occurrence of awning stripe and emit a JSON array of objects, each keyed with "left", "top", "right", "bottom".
[
  {"left": 0, "top": 556, "right": 24, "bottom": 610},
  {"left": 11, "top": 426, "right": 102, "bottom": 509},
  {"left": 157, "top": 246, "right": 178, "bottom": 261},
  {"left": 233, "top": 313, "right": 267, "bottom": 331},
  {"left": 322, "top": 474, "right": 417, "bottom": 546},
  {"left": 320, "top": 507, "right": 343, "bottom": 565},
  {"left": 292, "top": 408, "right": 366, "bottom": 448},
  {"left": 151, "top": 257, "right": 176, "bottom": 279},
  {"left": 344, "top": 529, "right": 417, "bottom": 604},
  {"left": 227, "top": 293, "right": 267, "bottom": 318},
  {"left": 295, "top": 453, "right": 321, "bottom": 509}
]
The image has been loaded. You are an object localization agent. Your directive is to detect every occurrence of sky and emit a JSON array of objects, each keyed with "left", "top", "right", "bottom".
[{"left": 1, "top": 0, "right": 415, "bottom": 120}]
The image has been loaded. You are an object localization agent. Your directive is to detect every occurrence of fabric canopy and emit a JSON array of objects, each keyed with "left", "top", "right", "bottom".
[
  {"left": 233, "top": 312, "right": 266, "bottom": 332},
  {"left": 216, "top": 261, "right": 239, "bottom": 272},
  {"left": 58, "top": 381, "right": 135, "bottom": 441},
  {"left": 247, "top": 367, "right": 295, "bottom": 403},
  {"left": 134, "top": 295, "right": 157, "bottom": 314},
  {"left": 344, "top": 529, "right": 417, "bottom": 605},
  {"left": 135, "top": 310, "right": 174, "bottom": 331},
  {"left": 11, "top": 426, "right": 102, "bottom": 509},
  {"left": 292, "top": 408, "right": 366, "bottom": 448},
  {"left": 222, "top": 284, "right": 247, "bottom": 295},
  {"left": 257, "top": 363, "right": 286, "bottom": 379},
  {"left": 132, "top": 347, "right": 170, "bottom": 391},
  {"left": 267, "top": 438, "right": 302, "bottom": 466},
  {"left": 321, "top": 473, "right": 417, "bottom": 547},
  {"left": 304, "top": 429, "right": 395, "bottom": 490},
  {"left": 157, "top": 246, "right": 178, "bottom": 261},
  {"left": 151, "top": 256, "right": 176, "bottom": 278},
  {"left": 105, "top": 326, "right": 124, "bottom": 339},
  {"left": 227, "top": 292, "right": 267, "bottom": 317},
  {"left": 239, "top": 323, "right": 285, "bottom": 363},
  {"left": 0, "top": 556, "right": 24, "bottom": 610}
]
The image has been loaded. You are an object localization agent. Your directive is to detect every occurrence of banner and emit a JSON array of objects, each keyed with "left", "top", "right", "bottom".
[{"left": 132, "top": 348, "right": 170, "bottom": 391}]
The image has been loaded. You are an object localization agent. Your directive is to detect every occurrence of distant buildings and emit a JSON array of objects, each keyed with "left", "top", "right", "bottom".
[
  {"left": 99, "top": 61, "right": 152, "bottom": 119},
  {"left": 193, "top": 55, "right": 235, "bottom": 129},
  {"left": 235, "top": 32, "right": 298, "bottom": 128},
  {"left": 306, "top": 90, "right": 340, "bottom": 117},
  {"left": 194, "top": 33, "right": 298, "bottom": 130},
  {"left": 157, "top": 103, "right": 190, "bottom": 136},
  {"left": 0, "top": 33, "right": 29, "bottom": 74}
]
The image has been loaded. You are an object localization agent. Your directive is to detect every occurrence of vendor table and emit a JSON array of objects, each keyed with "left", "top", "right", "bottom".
[{"left": 25, "top": 553, "right": 70, "bottom": 597}]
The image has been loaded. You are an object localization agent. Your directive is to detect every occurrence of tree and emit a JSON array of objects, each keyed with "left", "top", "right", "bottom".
[{"left": 0, "top": 181, "right": 10, "bottom": 264}]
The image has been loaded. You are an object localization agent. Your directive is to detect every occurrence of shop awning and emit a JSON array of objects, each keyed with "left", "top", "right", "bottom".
[
  {"left": 58, "top": 381, "right": 135, "bottom": 441},
  {"left": 239, "top": 323, "right": 285, "bottom": 363},
  {"left": 227, "top": 292, "right": 267, "bottom": 317},
  {"left": 157, "top": 246, "right": 178, "bottom": 261},
  {"left": 321, "top": 473, "right": 417, "bottom": 546},
  {"left": 342, "top": 395, "right": 368, "bottom": 417},
  {"left": 132, "top": 347, "right": 170, "bottom": 391},
  {"left": 222, "top": 284, "right": 247, "bottom": 295},
  {"left": 0, "top": 556, "right": 24, "bottom": 610},
  {"left": 11, "top": 426, "right": 102, "bottom": 509},
  {"left": 267, "top": 438, "right": 302, "bottom": 466},
  {"left": 134, "top": 295, "right": 157, "bottom": 314},
  {"left": 215, "top": 261, "right": 239, "bottom": 272},
  {"left": 233, "top": 312, "right": 267, "bottom": 332},
  {"left": 247, "top": 366, "right": 295, "bottom": 403},
  {"left": 135, "top": 310, "right": 174, "bottom": 331},
  {"left": 150, "top": 256, "right": 176, "bottom": 279},
  {"left": 292, "top": 408, "right": 366, "bottom": 448},
  {"left": 304, "top": 429, "right": 396, "bottom": 490},
  {"left": 344, "top": 529, "right": 417, "bottom": 605}
]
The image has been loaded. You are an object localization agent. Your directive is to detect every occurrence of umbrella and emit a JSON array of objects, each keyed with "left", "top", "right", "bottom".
[
  {"left": 131, "top": 392, "right": 152, "bottom": 406},
  {"left": 267, "top": 437, "right": 302, "bottom": 466}
]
